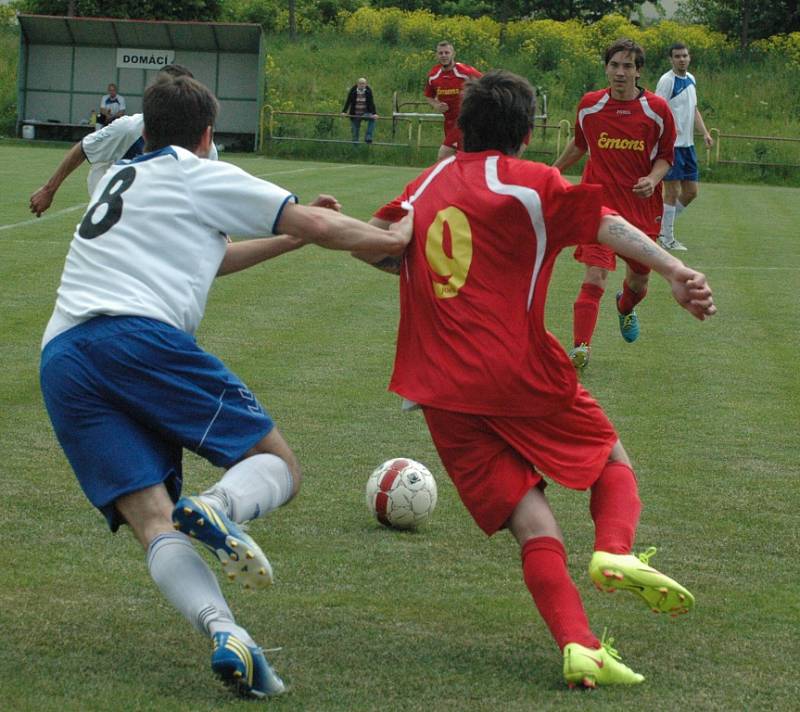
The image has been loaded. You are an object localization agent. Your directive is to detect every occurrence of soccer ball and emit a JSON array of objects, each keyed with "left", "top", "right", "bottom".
[{"left": 365, "top": 458, "right": 438, "bottom": 530}]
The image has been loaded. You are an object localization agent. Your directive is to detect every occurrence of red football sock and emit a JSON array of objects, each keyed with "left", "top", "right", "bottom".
[
  {"left": 616, "top": 280, "right": 647, "bottom": 315},
  {"left": 572, "top": 282, "right": 604, "bottom": 346},
  {"left": 589, "top": 461, "right": 641, "bottom": 554},
  {"left": 521, "top": 537, "right": 599, "bottom": 650}
]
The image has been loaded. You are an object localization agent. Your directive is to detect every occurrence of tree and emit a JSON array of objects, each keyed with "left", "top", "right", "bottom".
[
  {"left": 678, "top": 0, "right": 800, "bottom": 47},
  {"left": 16, "top": 0, "right": 224, "bottom": 22}
]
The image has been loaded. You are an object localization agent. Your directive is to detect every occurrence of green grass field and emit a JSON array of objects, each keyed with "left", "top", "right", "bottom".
[{"left": 0, "top": 141, "right": 798, "bottom": 711}]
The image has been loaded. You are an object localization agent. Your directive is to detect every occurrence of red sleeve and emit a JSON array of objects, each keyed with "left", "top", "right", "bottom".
[
  {"left": 373, "top": 194, "right": 407, "bottom": 223},
  {"left": 469, "top": 65, "right": 482, "bottom": 78},
  {"left": 374, "top": 164, "right": 439, "bottom": 222},
  {"left": 573, "top": 101, "right": 587, "bottom": 152},
  {"left": 540, "top": 168, "right": 606, "bottom": 248}
]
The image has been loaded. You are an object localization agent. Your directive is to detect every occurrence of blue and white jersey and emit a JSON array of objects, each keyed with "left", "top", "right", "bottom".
[
  {"left": 43, "top": 145, "right": 296, "bottom": 347},
  {"left": 82, "top": 114, "right": 219, "bottom": 196},
  {"left": 655, "top": 70, "right": 697, "bottom": 147}
]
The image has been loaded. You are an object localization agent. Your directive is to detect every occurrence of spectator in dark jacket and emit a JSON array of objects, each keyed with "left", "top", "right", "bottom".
[{"left": 342, "top": 78, "right": 378, "bottom": 144}]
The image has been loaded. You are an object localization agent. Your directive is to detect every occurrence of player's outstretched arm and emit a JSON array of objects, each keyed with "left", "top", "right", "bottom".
[
  {"left": 598, "top": 215, "right": 716, "bottom": 320},
  {"left": 552, "top": 139, "right": 586, "bottom": 173},
  {"left": 217, "top": 236, "right": 307, "bottom": 276},
  {"left": 29, "top": 141, "right": 87, "bottom": 216},
  {"left": 216, "top": 195, "right": 341, "bottom": 276},
  {"left": 276, "top": 203, "right": 410, "bottom": 256},
  {"left": 350, "top": 217, "right": 404, "bottom": 275}
]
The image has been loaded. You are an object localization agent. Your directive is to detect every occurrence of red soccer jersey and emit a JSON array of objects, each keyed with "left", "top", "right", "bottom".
[
  {"left": 382, "top": 151, "right": 607, "bottom": 417},
  {"left": 574, "top": 88, "right": 676, "bottom": 235},
  {"left": 424, "top": 63, "right": 483, "bottom": 133}
]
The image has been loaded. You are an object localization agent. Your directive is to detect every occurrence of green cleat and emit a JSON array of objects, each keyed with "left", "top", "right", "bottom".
[
  {"left": 616, "top": 292, "right": 640, "bottom": 343},
  {"left": 563, "top": 633, "right": 644, "bottom": 688},
  {"left": 589, "top": 547, "right": 694, "bottom": 616},
  {"left": 569, "top": 343, "right": 590, "bottom": 371}
]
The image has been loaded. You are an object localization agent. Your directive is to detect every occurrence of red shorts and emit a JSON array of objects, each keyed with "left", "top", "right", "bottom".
[
  {"left": 442, "top": 124, "right": 463, "bottom": 149},
  {"left": 422, "top": 386, "right": 618, "bottom": 535},
  {"left": 574, "top": 238, "right": 654, "bottom": 275}
]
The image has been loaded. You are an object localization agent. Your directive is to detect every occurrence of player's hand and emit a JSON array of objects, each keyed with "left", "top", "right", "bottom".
[
  {"left": 310, "top": 194, "right": 341, "bottom": 212},
  {"left": 29, "top": 186, "right": 55, "bottom": 217},
  {"left": 670, "top": 266, "right": 716, "bottom": 320},
  {"left": 389, "top": 207, "right": 414, "bottom": 250},
  {"left": 703, "top": 132, "right": 713, "bottom": 148},
  {"left": 436, "top": 101, "right": 449, "bottom": 113},
  {"left": 632, "top": 176, "right": 657, "bottom": 198}
]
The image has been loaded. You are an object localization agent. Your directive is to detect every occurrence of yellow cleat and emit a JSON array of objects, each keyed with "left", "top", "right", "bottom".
[
  {"left": 564, "top": 633, "right": 644, "bottom": 688},
  {"left": 589, "top": 547, "right": 694, "bottom": 615}
]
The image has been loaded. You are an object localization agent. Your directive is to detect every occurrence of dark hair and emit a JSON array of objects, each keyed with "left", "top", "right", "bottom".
[
  {"left": 458, "top": 70, "right": 535, "bottom": 155},
  {"left": 605, "top": 38, "right": 645, "bottom": 69},
  {"left": 143, "top": 75, "right": 218, "bottom": 152},
  {"left": 668, "top": 43, "right": 689, "bottom": 56},
  {"left": 159, "top": 64, "right": 194, "bottom": 79}
]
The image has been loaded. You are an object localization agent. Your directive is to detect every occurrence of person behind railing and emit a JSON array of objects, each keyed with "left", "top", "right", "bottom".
[{"left": 341, "top": 77, "right": 378, "bottom": 144}]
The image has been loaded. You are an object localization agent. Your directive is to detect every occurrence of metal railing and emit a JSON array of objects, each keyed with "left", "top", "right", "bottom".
[{"left": 260, "top": 106, "right": 800, "bottom": 172}]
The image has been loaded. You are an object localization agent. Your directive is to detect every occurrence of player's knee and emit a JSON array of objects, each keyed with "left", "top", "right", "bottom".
[
  {"left": 584, "top": 267, "right": 608, "bottom": 289},
  {"left": 608, "top": 439, "right": 631, "bottom": 466}
]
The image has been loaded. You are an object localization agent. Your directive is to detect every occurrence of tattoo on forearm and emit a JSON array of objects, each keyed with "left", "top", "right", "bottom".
[
  {"left": 608, "top": 221, "right": 659, "bottom": 258},
  {"left": 372, "top": 256, "right": 402, "bottom": 274}
]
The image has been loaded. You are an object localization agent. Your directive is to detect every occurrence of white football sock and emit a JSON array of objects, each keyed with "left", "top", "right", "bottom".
[
  {"left": 146, "top": 531, "right": 253, "bottom": 644},
  {"left": 199, "top": 453, "right": 294, "bottom": 523},
  {"left": 675, "top": 199, "right": 686, "bottom": 216},
  {"left": 661, "top": 203, "right": 676, "bottom": 240}
]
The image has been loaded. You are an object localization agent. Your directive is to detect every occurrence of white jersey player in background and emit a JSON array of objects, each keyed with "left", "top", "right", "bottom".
[
  {"left": 654, "top": 43, "right": 713, "bottom": 251},
  {"left": 28, "top": 64, "right": 216, "bottom": 216},
  {"left": 39, "top": 74, "right": 411, "bottom": 699}
]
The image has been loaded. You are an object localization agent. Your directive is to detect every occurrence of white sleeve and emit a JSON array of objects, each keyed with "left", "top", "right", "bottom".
[
  {"left": 654, "top": 73, "right": 672, "bottom": 101},
  {"left": 118, "top": 96, "right": 126, "bottom": 112},
  {"left": 181, "top": 153, "right": 297, "bottom": 237},
  {"left": 82, "top": 114, "right": 143, "bottom": 164}
]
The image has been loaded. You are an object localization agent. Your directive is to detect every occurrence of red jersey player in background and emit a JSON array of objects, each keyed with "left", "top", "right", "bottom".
[
  {"left": 553, "top": 38, "right": 677, "bottom": 370},
  {"left": 359, "top": 69, "right": 715, "bottom": 689},
  {"left": 424, "top": 40, "right": 482, "bottom": 161}
]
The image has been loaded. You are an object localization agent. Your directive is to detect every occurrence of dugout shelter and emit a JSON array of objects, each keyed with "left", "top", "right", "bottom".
[{"left": 16, "top": 14, "right": 265, "bottom": 150}]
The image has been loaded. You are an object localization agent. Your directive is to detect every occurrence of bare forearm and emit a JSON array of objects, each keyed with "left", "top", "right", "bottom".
[
  {"left": 552, "top": 140, "right": 585, "bottom": 172},
  {"left": 29, "top": 141, "right": 87, "bottom": 216},
  {"left": 648, "top": 158, "right": 672, "bottom": 184},
  {"left": 45, "top": 142, "right": 86, "bottom": 191},
  {"left": 277, "top": 204, "right": 408, "bottom": 256},
  {"left": 598, "top": 216, "right": 681, "bottom": 278},
  {"left": 217, "top": 235, "right": 306, "bottom": 276}
]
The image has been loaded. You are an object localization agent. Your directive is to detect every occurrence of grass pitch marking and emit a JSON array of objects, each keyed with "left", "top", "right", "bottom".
[{"left": 0, "top": 204, "right": 85, "bottom": 232}]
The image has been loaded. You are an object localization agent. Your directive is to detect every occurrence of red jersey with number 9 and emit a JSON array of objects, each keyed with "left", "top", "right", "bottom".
[{"left": 378, "top": 151, "right": 608, "bottom": 417}]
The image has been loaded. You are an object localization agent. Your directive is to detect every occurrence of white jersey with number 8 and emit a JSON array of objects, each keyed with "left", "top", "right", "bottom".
[{"left": 43, "top": 145, "right": 295, "bottom": 348}]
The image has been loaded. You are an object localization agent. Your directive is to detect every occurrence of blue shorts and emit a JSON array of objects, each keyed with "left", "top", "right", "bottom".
[
  {"left": 665, "top": 146, "right": 699, "bottom": 182},
  {"left": 40, "top": 316, "right": 274, "bottom": 531}
]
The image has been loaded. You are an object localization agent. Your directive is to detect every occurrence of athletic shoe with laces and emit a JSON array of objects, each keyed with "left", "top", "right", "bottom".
[
  {"left": 589, "top": 547, "right": 694, "bottom": 616},
  {"left": 211, "top": 631, "right": 286, "bottom": 698},
  {"left": 569, "top": 343, "right": 590, "bottom": 370},
  {"left": 172, "top": 496, "right": 273, "bottom": 589},
  {"left": 616, "top": 292, "right": 640, "bottom": 343},
  {"left": 563, "top": 631, "right": 644, "bottom": 688},
  {"left": 657, "top": 235, "right": 688, "bottom": 251}
]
